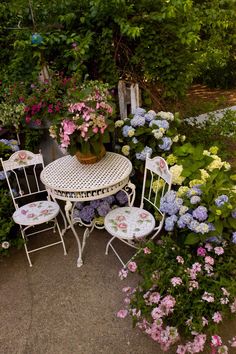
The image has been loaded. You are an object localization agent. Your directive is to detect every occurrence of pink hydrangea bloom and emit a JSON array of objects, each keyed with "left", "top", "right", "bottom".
[
  {"left": 202, "top": 291, "right": 215, "bottom": 302},
  {"left": 205, "top": 256, "right": 214, "bottom": 265},
  {"left": 170, "top": 277, "right": 183, "bottom": 287},
  {"left": 211, "top": 335, "right": 222, "bottom": 347},
  {"left": 212, "top": 312, "right": 222, "bottom": 323},
  {"left": 205, "top": 243, "right": 213, "bottom": 251},
  {"left": 214, "top": 246, "right": 224, "bottom": 255},
  {"left": 197, "top": 247, "right": 206, "bottom": 256},
  {"left": 118, "top": 268, "right": 128, "bottom": 280},
  {"left": 143, "top": 247, "right": 151, "bottom": 254},
  {"left": 176, "top": 255, "right": 184, "bottom": 264},
  {"left": 117, "top": 309, "right": 128, "bottom": 318},
  {"left": 127, "top": 261, "right": 137, "bottom": 272},
  {"left": 149, "top": 292, "right": 161, "bottom": 304}
]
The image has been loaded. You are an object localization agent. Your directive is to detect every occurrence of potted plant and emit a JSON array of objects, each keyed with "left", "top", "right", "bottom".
[{"left": 49, "top": 80, "right": 115, "bottom": 164}]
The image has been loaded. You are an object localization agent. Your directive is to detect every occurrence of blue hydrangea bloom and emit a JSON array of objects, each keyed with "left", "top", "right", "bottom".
[
  {"left": 232, "top": 232, "right": 236, "bottom": 244},
  {"left": 215, "top": 195, "right": 229, "bottom": 207},
  {"left": 135, "top": 146, "right": 153, "bottom": 160},
  {"left": 122, "top": 125, "right": 133, "bottom": 137},
  {"left": 90, "top": 200, "right": 101, "bottom": 208},
  {"left": 75, "top": 201, "right": 84, "bottom": 210},
  {"left": 188, "top": 220, "right": 200, "bottom": 232},
  {"left": 177, "top": 213, "right": 193, "bottom": 228},
  {"left": 97, "top": 201, "right": 111, "bottom": 217},
  {"left": 116, "top": 190, "right": 128, "bottom": 205},
  {"left": 144, "top": 112, "right": 156, "bottom": 122},
  {"left": 165, "top": 215, "right": 178, "bottom": 231},
  {"left": 102, "top": 196, "right": 115, "bottom": 205},
  {"left": 207, "top": 223, "right": 215, "bottom": 231},
  {"left": 0, "top": 171, "right": 10, "bottom": 180},
  {"left": 206, "top": 236, "right": 222, "bottom": 243},
  {"left": 158, "top": 137, "right": 172, "bottom": 151},
  {"left": 79, "top": 206, "right": 95, "bottom": 223},
  {"left": 192, "top": 206, "right": 208, "bottom": 221},
  {"left": 195, "top": 222, "right": 210, "bottom": 234},
  {"left": 134, "top": 107, "right": 146, "bottom": 116},
  {"left": 232, "top": 210, "right": 236, "bottom": 218},
  {"left": 130, "top": 115, "right": 146, "bottom": 127},
  {"left": 160, "top": 191, "right": 183, "bottom": 215},
  {"left": 149, "top": 119, "right": 169, "bottom": 130}
]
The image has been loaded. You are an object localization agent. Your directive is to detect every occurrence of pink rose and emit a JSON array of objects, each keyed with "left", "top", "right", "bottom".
[
  {"left": 205, "top": 256, "right": 214, "bottom": 265},
  {"left": 159, "top": 159, "right": 165, "bottom": 169},
  {"left": 118, "top": 222, "right": 127, "bottom": 229},
  {"left": 139, "top": 212, "right": 149, "bottom": 219},
  {"left": 18, "top": 152, "right": 27, "bottom": 160},
  {"left": 116, "top": 215, "right": 126, "bottom": 222}
]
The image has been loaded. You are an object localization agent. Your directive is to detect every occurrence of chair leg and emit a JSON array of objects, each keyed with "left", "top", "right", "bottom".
[
  {"left": 105, "top": 236, "right": 116, "bottom": 255},
  {"left": 55, "top": 219, "right": 67, "bottom": 256},
  {"left": 20, "top": 228, "right": 33, "bottom": 267}
]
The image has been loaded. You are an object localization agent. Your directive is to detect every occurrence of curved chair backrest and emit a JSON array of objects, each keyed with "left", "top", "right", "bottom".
[
  {"left": 1, "top": 150, "right": 46, "bottom": 209},
  {"left": 140, "top": 156, "right": 172, "bottom": 222}
]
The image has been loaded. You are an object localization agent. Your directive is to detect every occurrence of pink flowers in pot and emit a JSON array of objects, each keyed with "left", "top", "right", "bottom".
[{"left": 49, "top": 80, "right": 114, "bottom": 156}]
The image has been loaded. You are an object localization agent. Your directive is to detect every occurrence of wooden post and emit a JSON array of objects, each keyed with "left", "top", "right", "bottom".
[{"left": 118, "top": 80, "right": 140, "bottom": 119}]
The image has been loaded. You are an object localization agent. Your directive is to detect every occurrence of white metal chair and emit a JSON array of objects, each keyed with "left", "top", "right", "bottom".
[
  {"left": 104, "top": 156, "right": 172, "bottom": 267},
  {"left": 0, "top": 150, "right": 67, "bottom": 266}
]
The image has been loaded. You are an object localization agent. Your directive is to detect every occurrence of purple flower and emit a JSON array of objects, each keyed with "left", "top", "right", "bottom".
[
  {"left": 78, "top": 205, "right": 95, "bottom": 223},
  {"left": 75, "top": 201, "right": 83, "bottom": 210},
  {"left": 130, "top": 115, "right": 146, "bottom": 127},
  {"left": 97, "top": 201, "right": 111, "bottom": 217},
  {"left": 215, "top": 195, "right": 229, "bottom": 207},
  {"left": 134, "top": 107, "right": 146, "bottom": 116},
  {"left": 231, "top": 210, "right": 236, "bottom": 218},
  {"left": 177, "top": 213, "right": 193, "bottom": 228},
  {"left": 160, "top": 191, "right": 183, "bottom": 216},
  {"left": 165, "top": 215, "right": 178, "bottom": 231},
  {"left": 102, "top": 195, "right": 115, "bottom": 205},
  {"left": 232, "top": 232, "right": 236, "bottom": 244},
  {"left": 135, "top": 146, "right": 152, "bottom": 160},
  {"left": 90, "top": 200, "right": 101, "bottom": 208},
  {"left": 192, "top": 206, "right": 208, "bottom": 221},
  {"left": 115, "top": 191, "right": 128, "bottom": 205},
  {"left": 149, "top": 119, "right": 169, "bottom": 130},
  {"left": 158, "top": 137, "right": 172, "bottom": 151},
  {"left": 144, "top": 111, "right": 156, "bottom": 122}
]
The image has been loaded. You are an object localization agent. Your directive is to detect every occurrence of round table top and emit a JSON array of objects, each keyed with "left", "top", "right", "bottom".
[{"left": 40, "top": 152, "right": 132, "bottom": 194}]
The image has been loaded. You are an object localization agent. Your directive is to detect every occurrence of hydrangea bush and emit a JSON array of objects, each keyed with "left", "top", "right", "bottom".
[
  {"left": 160, "top": 144, "right": 236, "bottom": 245},
  {"left": 117, "top": 237, "right": 236, "bottom": 353},
  {"left": 115, "top": 108, "right": 185, "bottom": 174}
]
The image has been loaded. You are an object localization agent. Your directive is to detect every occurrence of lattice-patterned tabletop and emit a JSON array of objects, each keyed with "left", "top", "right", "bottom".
[{"left": 40, "top": 152, "right": 133, "bottom": 201}]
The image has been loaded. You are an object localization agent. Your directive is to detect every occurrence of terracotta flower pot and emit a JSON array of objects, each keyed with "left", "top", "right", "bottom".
[{"left": 76, "top": 144, "right": 106, "bottom": 164}]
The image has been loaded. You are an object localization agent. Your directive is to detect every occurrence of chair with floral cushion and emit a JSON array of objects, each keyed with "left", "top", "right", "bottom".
[
  {"left": 0, "top": 150, "right": 67, "bottom": 266},
  {"left": 104, "top": 156, "right": 172, "bottom": 267}
]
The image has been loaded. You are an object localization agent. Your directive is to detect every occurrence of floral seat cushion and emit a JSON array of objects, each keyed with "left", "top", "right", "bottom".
[
  {"left": 104, "top": 207, "right": 155, "bottom": 239},
  {"left": 13, "top": 201, "right": 59, "bottom": 226}
]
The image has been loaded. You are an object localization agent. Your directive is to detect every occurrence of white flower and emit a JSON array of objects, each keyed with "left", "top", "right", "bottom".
[
  {"left": 127, "top": 128, "right": 135, "bottom": 137},
  {"left": 157, "top": 111, "right": 174, "bottom": 121},
  {"left": 1, "top": 241, "right": 10, "bottom": 249},
  {"left": 152, "top": 129, "right": 163, "bottom": 140},
  {"left": 170, "top": 165, "right": 185, "bottom": 185}
]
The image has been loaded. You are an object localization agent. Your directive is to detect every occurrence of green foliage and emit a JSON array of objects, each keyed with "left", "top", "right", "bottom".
[
  {"left": 0, "top": 0, "right": 236, "bottom": 97},
  {"left": 0, "top": 139, "right": 23, "bottom": 255}
]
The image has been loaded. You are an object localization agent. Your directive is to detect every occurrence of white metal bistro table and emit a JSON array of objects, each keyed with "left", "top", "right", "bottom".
[{"left": 40, "top": 152, "right": 133, "bottom": 267}]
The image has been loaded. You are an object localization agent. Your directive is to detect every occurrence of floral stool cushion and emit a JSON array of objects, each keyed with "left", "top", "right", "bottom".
[
  {"left": 13, "top": 201, "right": 60, "bottom": 226},
  {"left": 104, "top": 207, "right": 155, "bottom": 239}
]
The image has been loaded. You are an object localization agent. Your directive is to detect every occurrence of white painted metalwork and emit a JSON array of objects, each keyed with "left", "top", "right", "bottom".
[
  {"left": 104, "top": 156, "right": 172, "bottom": 267},
  {"left": 40, "top": 152, "right": 133, "bottom": 267},
  {"left": 1, "top": 150, "right": 67, "bottom": 267}
]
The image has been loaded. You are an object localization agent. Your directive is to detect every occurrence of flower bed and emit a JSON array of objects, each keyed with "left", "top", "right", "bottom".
[{"left": 117, "top": 237, "right": 236, "bottom": 353}]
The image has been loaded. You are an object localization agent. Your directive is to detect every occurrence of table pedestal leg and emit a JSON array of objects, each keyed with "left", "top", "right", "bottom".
[{"left": 65, "top": 201, "right": 83, "bottom": 267}]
